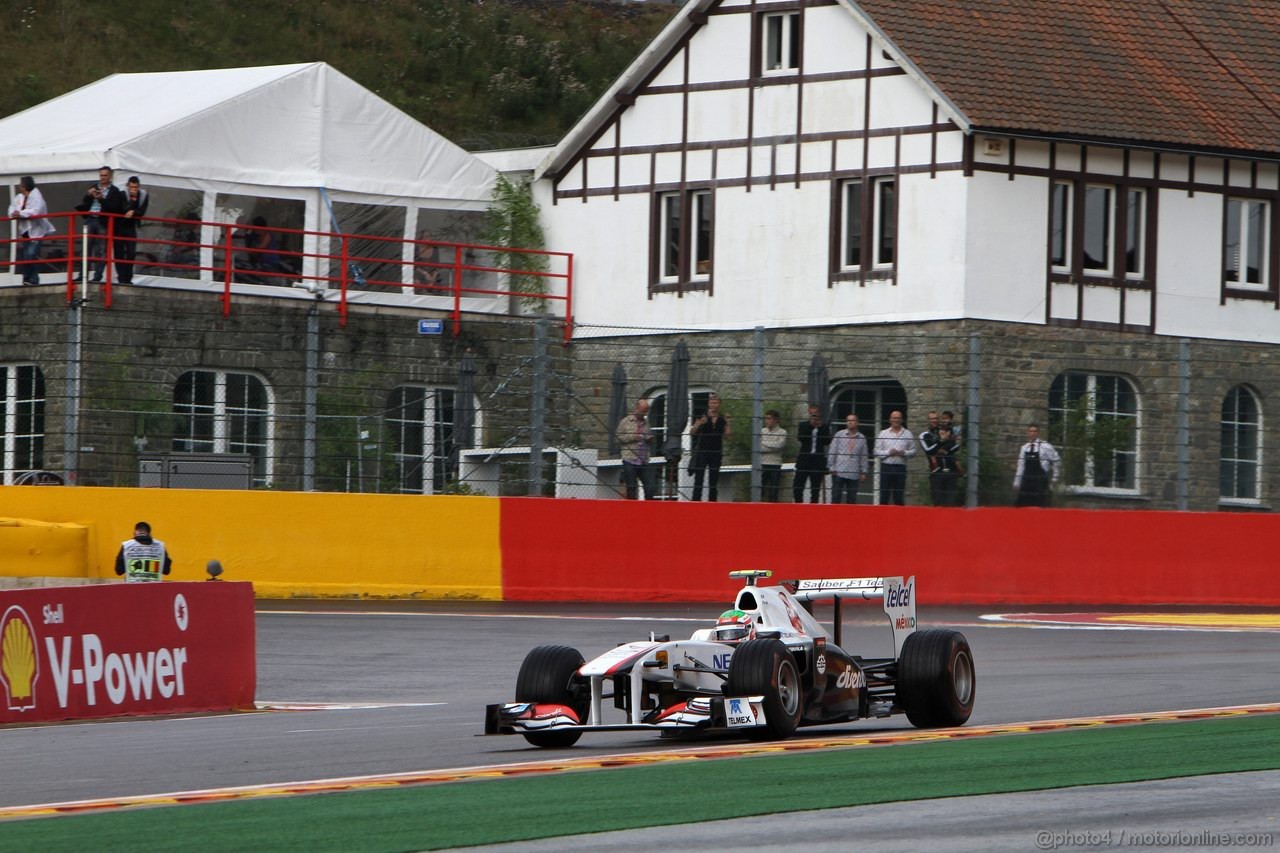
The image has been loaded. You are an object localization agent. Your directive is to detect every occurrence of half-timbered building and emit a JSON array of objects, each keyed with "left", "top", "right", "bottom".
[{"left": 535, "top": 0, "right": 1280, "bottom": 510}]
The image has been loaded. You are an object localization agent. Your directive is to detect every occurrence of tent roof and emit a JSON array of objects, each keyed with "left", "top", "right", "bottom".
[{"left": 0, "top": 62, "right": 496, "bottom": 201}]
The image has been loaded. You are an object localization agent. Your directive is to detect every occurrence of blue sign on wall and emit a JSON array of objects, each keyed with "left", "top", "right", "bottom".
[{"left": 418, "top": 319, "right": 444, "bottom": 336}]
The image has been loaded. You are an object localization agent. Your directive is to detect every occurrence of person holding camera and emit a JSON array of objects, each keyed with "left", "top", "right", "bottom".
[
  {"left": 689, "top": 393, "right": 731, "bottom": 501},
  {"left": 116, "top": 176, "right": 149, "bottom": 284},
  {"left": 74, "top": 166, "right": 126, "bottom": 282}
]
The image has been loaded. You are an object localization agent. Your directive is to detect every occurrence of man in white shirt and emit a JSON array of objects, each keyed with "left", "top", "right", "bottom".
[
  {"left": 8, "top": 177, "right": 55, "bottom": 286},
  {"left": 874, "top": 410, "right": 916, "bottom": 505},
  {"left": 827, "top": 413, "right": 869, "bottom": 504},
  {"left": 1014, "top": 423, "right": 1061, "bottom": 507},
  {"left": 758, "top": 410, "right": 787, "bottom": 502}
]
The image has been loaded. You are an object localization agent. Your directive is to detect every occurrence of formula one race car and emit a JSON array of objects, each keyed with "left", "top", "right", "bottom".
[{"left": 484, "top": 571, "right": 974, "bottom": 747}]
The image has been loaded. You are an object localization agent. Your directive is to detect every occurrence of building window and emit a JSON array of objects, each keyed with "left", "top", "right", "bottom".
[
  {"left": 386, "top": 386, "right": 465, "bottom": 494},
  {"left": 1051, "top": 181, "right": 1150, "bottom": 281},
  {"left": 1048, "top": 373, "right": 1139, "bottom": 492},
  {"left": 1, "top": 365, "right": 45, "bottom": 484},
  {"left": 830, "top": 380, "right": 908, "bottom": 505},
  {"left": 173, "top": 370, "right": 273, "bottom": 486},
  {"left": 1050, "top": 182, "right": 1071, "bottom": 269},
  {"left": 1220, "top": 385, "right": 1261, "bottom": 503},
  {"left": 1082, "top": 184, "right": 1112, "bottom": 273},
  {"left": 1124, "top": 189, "right": 1145, "bottom": 278},
  {"left": 654, "top": 190, "right": 713, "bottom": 291},
  {"left": 761, "top": 12, "right": 801, "bottom": 74},
  {"left": 1224, "top": 197, "right": 1269, "bottom": 289},
  {"left": 837, "top": 178, "right": 896, "bottom": 274}
]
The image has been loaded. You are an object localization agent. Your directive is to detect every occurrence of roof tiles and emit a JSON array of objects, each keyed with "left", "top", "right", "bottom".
[{"left": 854, "top": 0, "right": 1280, "bottom": 156}]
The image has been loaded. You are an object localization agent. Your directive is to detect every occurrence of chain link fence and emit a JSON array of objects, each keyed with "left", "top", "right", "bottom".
[{"left": 5, "top": 291, "right": 1274, "bottom": 512}]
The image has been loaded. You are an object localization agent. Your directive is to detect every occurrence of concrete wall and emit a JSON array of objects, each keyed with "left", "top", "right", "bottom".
[{"left": 0, "top": 487, "right": 503, "bottom": 599}]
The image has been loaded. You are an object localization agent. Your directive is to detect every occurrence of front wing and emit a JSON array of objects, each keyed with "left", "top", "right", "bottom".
[{"left": 485, "top": 695, "right": 768, "bottom": 736}]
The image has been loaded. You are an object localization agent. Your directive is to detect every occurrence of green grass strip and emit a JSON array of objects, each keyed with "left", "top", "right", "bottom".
[{"left": 6, "top": 714, "right": 1280, "bottom": 853}]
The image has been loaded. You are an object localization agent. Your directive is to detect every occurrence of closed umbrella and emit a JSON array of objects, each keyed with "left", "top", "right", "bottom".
[
  {"left": 663, "top": 341, "right": 690, "bottom": 462},
  {"left": 452, "top": 354, "right": 477, "bottom": 473},
  {"left": 807, "top": 354, "right": 830, "bottom": 419},
  {"left": 607, "top": 363, "right": 627, "bottom": 456}
]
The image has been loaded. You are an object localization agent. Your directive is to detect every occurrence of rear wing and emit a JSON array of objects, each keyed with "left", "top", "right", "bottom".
[{"left": 791, "top": 576, "right": 916, "bottom": 658}]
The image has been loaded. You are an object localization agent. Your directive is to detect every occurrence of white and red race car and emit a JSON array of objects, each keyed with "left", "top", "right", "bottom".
[{"left": 485, "top": 571, "right": 974, "bottom": 747}]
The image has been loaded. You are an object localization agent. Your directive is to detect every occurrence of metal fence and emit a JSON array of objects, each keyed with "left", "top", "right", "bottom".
[{"left": 6, "top": 295, "right": 1277, "bottom": 512}]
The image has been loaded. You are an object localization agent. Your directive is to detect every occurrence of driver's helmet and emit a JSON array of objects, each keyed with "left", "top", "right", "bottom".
[{"left": 712, "top": 609, "right": 756, "bottom": 644}]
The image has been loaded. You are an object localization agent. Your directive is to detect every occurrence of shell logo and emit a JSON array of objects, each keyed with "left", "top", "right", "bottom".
[{"left": 1, "top": 606, "right": 39, "bottom": 712}]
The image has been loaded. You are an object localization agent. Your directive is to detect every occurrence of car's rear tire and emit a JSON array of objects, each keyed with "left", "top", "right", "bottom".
[
  {"left": 724, "top": 639, "right": 803, "bottom": 741},
  {"left": 897, "top": 628, "right": 975, "bottom": 728},
  {"left": 515, "top": 644, "right": 585, "bottom": 747}
]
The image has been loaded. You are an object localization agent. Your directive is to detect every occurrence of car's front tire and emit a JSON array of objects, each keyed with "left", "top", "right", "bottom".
[
  {"left": 897, "top": 628, "right": 975, "bottom": 728},
  {"left": 515, "top": 644, "right": 586, "bottom": 747},
  {"left": 724, "top": 639, "right": 803, "bottom": 740}
]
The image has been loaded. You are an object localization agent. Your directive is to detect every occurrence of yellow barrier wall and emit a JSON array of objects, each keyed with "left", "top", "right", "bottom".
[
  {"left": 0, "top": 487, "right": 502, "bottom": 599},
  {"left": 0, "top": 517, "right": 90, "bottom": 577}
]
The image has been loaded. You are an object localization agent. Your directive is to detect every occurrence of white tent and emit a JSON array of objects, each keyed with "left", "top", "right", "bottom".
[
  {"left": 0, "top": 63, "right": 525, "bottom": 313},
  {"left": 0, "top": 62, "right": 494, "bottom": 201}
]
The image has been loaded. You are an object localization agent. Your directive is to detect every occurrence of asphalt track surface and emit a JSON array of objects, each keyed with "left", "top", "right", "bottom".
[{"left": 3, "top": 600, "right": 1279, "bottom": 823}]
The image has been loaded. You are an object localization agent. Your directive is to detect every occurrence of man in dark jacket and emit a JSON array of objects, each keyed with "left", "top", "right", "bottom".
[
  {"left": 75, "top": 165, "right": 127, "bottom": 282},
  {"left": 793, "top": 406, "right": 832, "bottom": 503}
]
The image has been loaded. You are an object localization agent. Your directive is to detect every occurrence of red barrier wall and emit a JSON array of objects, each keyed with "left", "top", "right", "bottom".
[
  {"left": 0, "top": 582, "right": 255, "bottom": 724},
  {"left": 500, "top": 501, "right": 1280, "bottom": 606}
]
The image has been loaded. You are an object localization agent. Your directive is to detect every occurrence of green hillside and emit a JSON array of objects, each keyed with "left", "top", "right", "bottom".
[{"left": 1, "top": 0, "right": 677, "bottom": 150}]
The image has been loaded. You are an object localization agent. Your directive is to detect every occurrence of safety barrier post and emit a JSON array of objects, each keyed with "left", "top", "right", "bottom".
[
  {"left": 453, "top": 241, "right": 464, "bottom": 336},
  {"left": 339, "top": 234, "right": 349, "bottom": 328},
  {"left": 222, "top": 224, "right": 234, "bottom": 317},
  {"left": 563, "top": 253, "right": 574, "bottom": 344},
  {"left": 65, "top": 214, "right": 79, "bottom": 304},
  {"left": 103, "top": 215, "right": 114, "bottom": 308}
]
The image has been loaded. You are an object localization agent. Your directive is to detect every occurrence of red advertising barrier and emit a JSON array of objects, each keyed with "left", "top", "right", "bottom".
[
  {"left": 0, "top": 582, "right": 255, "bottom": 724},
  {"left": 500, "top": 500, "right": 1280, "bottom": 606}
]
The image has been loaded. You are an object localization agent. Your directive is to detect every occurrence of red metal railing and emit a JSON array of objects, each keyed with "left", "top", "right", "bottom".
[{"left": 2, "top": 212, "right": 575, "bottom": 341}]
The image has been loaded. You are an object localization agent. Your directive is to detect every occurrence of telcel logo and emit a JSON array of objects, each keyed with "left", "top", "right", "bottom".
[
  {"left": 886, "top": 581, "right": 913, "bottom": 608},
  {"left": 1, "top": 606, "right": 40, "bottom": 712}
]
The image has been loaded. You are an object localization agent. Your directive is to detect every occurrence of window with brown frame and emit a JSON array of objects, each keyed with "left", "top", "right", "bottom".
[
  {"left": 1224, "top": 196, "right": 1270, "bottom": 293},
  {"left": 1050, "top": 180, "right": 1150, "bottom": 283},
  {"left": 652, "top": 189, "right": 713, "bottom": 293},
  {"left": 832, "top": 177, "right": 895, "bottom": 280},
  {"left": 759, "top": 11, "right": 801, "bottom": 75}
]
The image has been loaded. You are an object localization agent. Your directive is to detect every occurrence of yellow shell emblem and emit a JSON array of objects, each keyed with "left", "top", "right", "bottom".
[{"left": 1, "top": 607, "right": 39, "bottom": 711}]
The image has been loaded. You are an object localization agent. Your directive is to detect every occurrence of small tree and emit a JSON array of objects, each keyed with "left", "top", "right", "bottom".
[
  {"left": 481, "top": 175, "right": 550, "bottom": 311},
  {"left": 1050, "top": 397, "right": 1136, "bottom": 490}
]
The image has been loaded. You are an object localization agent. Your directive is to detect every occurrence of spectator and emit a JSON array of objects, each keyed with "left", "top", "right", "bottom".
[
  {"left": 113, "top": 521, "right": 173, "bottom": 583},
  {"left": 940, "top": 410, "right": 962, "bottom": 448},
  {"left": 827, "top": 413, "right": 869, "bottom": 504},
  {"left": 919, "top": 411, "right": 944, "bottom": 506},
  {"left": 616, "top": 398, "right": 655, "bottom": 500},
  {"left": 414, "top": 229, "right": 450, "bottom": 288},
  {"left": 932, "top": 425, "right": 964, "bottom": 506},
  {"left": 236, "top": 216, "right": 287, "bottom": 283},
  {"left": 875, "top": 410, "right": 916, "bottom": 505},
  {"left": 1014, "top": 423, "right": 1060, "bottom": 507},
  {"left": 759, "top": 409, "right": 787, "bottom": 502},
  {"left": 74, "top": 165, "right": 126, "bottom": 282},
  {"left": 689, "top": 393, "right": 731, "bottom": 501},
  {"left": 793, "top": 405, "right": 831, "bottom": 503},
  {"left": 8, "top": 176, "right": 54, "bottom": 286},
  {"left": 116, "top": 176, "right": 150, "bottom": 284}
]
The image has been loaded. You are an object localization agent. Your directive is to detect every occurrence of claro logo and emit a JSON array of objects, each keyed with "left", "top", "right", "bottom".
[{"left": 1, "top": 606, "right": 40, "bottom": 712}]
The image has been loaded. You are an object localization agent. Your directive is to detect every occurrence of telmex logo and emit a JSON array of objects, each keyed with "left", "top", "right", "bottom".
[{"left": 1, "top": 606, "right": 39, "bottom": 712}]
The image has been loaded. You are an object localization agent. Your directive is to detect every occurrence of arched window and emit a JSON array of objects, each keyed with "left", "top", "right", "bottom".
[
  {"left": 830, "top": 379, "right": 908, "bottom": 504},
  {"left": 386, "top": 386, "right": 477, "bottom": 494},
  {"left": 1220, "top": 385, "right": 1261, "bottom": 503},
  {"left": 173, "top": 370, "right": 273, "bottom": 486},
  {"left": 1048, "top": 373, "right": 1139, "bottom": 491},
  {"left": 1, "top": 364, "right": 45, "bottom": 484}
]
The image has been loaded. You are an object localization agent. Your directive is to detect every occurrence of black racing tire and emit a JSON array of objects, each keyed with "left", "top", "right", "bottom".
[
  {"left": 897, "top": 628, "right": 976, "bottom": 728},
  {"left": 514, "top": 644, "right": 586, "bottom": 748},
  {"left": 724, "top": 639, "right": 804, "bottom": 741}
]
